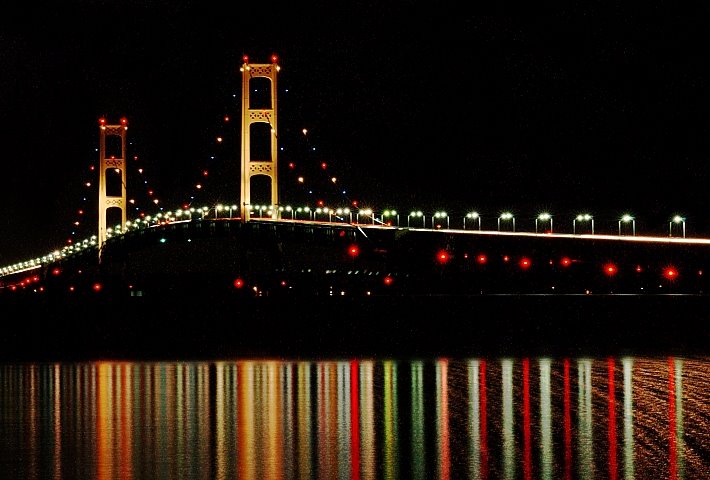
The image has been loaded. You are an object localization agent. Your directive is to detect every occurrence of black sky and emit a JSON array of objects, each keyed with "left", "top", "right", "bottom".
[{"left": 1, "top": 6, "right": 709, "bottom": 265}]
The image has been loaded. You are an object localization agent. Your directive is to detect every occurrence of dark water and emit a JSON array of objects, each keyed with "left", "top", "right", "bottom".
[{"left": 1, "top": 357, "right": 709, "bottom": 480}]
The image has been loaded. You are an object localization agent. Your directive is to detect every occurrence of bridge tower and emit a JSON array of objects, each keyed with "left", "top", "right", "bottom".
[
  {"left": 240, "top": 55, "right": 280, "bottom": 222},
  {"left": 97, "top": 117, "right": 128, "bottom": 259}
]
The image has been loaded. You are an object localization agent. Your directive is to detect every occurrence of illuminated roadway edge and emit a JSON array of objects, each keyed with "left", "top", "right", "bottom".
[{"left": 3, "top": 218, "right": 710, "bottom": 281}]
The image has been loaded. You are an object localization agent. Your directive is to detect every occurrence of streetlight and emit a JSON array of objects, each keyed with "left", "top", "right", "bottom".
[
  {"left": 295, "top": 206, "right": 310, "bottom": 221},
  {"left": 498, "top": 212, "right": 514, "bottom": 232},
  {"left": 283, "top": 205, "right": 294, "bottom": 219},
  {"left": 336, "top": 207, "right": 352, "bottom": 223},
  {"left": 259, "top": 205, "right": 269, "bottom": 218},
  {"left": 536, "top": 212, "right": 552, "bottom": 233},
  {"left": 357, "top": 208, "right": 373, "bottom": 224},
  {"left": 670, "top": 215, "right": 686, "bottom": 238},
  {"left": 464, "top": 211, "right": 481, "bottom": 230},
  {"left": 382, "top": 210, "right": 398, "bottom": 226},
  {"left": 408, "top": 211, "right": 424, "bottom": 228},
  {"left": 573, "top": 214, "right": 594, "bottom": 234},
  {"left": 618, "top": 214, "right": 635, "bottom": 236},
  {"left": 432, "top": 211, "right": 448, "bottom": 229}
]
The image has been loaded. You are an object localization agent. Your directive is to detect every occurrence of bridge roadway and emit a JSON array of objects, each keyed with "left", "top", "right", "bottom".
[
  {"left": 3, "top": 217, "right": 710, "bottom": 297},
  {"left": 3, "top": 218, "right": 710, "bottom": 360}
]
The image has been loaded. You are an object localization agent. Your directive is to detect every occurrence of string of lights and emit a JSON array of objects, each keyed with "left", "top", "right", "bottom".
[{"left": 61, "top": 54, "right": 369, "bottom": 257}]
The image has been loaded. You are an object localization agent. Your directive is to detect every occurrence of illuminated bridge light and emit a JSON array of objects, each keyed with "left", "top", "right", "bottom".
[
  {"left": 560, "top": 257, "right": 572, "bottom": 267},
  {"left": 437, "top": 250, "right": 450, "bottom": 264},
  {"left": 233, "top": 278, "right": 245, "bottom": 289},
  {"left": 663, "top": 267, "right": 679, "bottom": 280},
  {"left": 92, "top": 283, "right": 102, "bottom": 292},
  {"left": 519, "top": 257, "right": 532, "bottom": 270},
  {"left": 348, "top": 245, "right": 360, "bottom": 257},
  {"left": 603, "top": 263, "right": 618, "bottom": 276},
  {"left": 476, "top": 254, "right": 487, "bottom": 264},
  {"left": 383, "top": 275, "right": 394, "bottom": 286}
]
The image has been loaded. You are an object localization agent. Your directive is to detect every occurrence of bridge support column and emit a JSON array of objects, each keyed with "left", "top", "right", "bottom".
[
  {"left": 97, "top": 117, "right": 128, "bottom": 260},
  {"left": 240, "top": 55, "right": 280, "bottom": 222}
]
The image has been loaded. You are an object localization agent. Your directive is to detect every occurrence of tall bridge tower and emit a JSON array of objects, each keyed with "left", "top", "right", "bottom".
[
  {"left": 97, "top": 117, "right": 128, "bottom": 259},
  {"left": 240, "top": 55, "right": 280, "bottom": 222}
]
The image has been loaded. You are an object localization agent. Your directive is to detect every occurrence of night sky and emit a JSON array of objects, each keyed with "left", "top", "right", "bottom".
[{"left": 1, "top": 7, "right": 708, "bottom": 265}]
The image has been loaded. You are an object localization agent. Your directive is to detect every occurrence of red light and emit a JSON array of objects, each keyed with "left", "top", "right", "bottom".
[
  {"left": 437, "top": 250, "right": 450, "bottom": 264},
  {"left": 603, "top": 263, "right": 618, "bottom": 276},
  {"left": 635, "top": 265, "right": 643, "bottom": 273},
  {"left": 242, "top": 55, "right": 249, "bottom": 63},
  {"left": 120, "top": 117, "right": 128, "bottom": 125},
  {"left": 560, "top": 257, "right": 571, "bottom": 267},
  {"left": 271, "top": 54, "right": 278, "bottom": 63},
  {"left": 502, "top": 255, "right": 510, "bottom": 262},
  {"left": 69, "top": 286, "right": 75, "bottom": 292},
  {"left": 476, "top": 254, "right": 487, "bottom": 264},
  {"left": 321, "top": 162, "right": 327, "bottom": 169},
  {"left": 348, "top": 245, "right": 359, "bottom": 257},
  {"left": 98, "top": 117, "right": 106, "bottom": 125},
  {"left": 280, "top": 280, "right": 287, "bottom": 287},
  {"left": 52, "top": 268, "right": 61, "bottom": 276},
  {"left": 383, "top": 275, "right": 394, "bottom": 286},
  {"left": 233, "top": 278, "right": 245, "bottom": 289},
  {"left": 92, "top": 283, "right": 102, "bottom": 292},
  {"left": 664, "top": 267, "right": 678, "bottom": 280},
  {"left": 289, "top": 162, "right": 295, "bottom": 169},
  {"left": 519, "top": 257, "right": 532, "bottom": 269}
]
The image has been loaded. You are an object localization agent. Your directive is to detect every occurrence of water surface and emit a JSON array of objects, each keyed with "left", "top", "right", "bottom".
[{"left": 1, "top": 357, "right": 709, "bottom": 479}]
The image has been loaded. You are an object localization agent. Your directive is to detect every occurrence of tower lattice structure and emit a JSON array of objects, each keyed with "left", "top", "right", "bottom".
[
  {"left": 97, "top": 117, "right": 128, "bottom": 259},
  {"left": 240, "top": 56, "right": 280, "bottom": 222}
]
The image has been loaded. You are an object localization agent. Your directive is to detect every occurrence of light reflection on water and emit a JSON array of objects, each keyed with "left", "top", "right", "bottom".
[{"left": 1, "top": 357, "right": 709, "bottom": 479}]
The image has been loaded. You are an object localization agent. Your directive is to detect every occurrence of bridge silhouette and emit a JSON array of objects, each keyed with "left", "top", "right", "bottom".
[{"left": 2, "top": 56, "right": 710, "bottom": 297}]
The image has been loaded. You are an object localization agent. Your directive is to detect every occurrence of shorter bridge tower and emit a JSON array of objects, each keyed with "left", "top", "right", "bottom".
[
  {"left": 97, "top": 117, "right": 128, "bottom": 259},
  {"left": 240, "top": 55, "right": 280, "bottom": 222}
]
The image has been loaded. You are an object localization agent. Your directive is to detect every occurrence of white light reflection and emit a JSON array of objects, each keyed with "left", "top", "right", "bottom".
[
  {"left": 360, "top": 361, "right": 375, "bottom": 480},
  {"left": 337, "top": 362, "right": 351, "bottom": 480},
  {"left": 578, "top": 359, "right": 594, "bottom": 480},
  {"left": 539, "top": 358, "right": 553, "bottom": 480},
  {"left": 468, "top": 360, "right": 482, "bottom": 480},
  {"left": 674, "top": 358, "right": 686, "bottom": 480},
  {"left": 411, "top": 361, "right": 426, "bottom": 480},
  {"left": 502, "top": 359, "right": 515, "bottom": 480},
  {"left": 623, "top": 357, "right": 635, "bottom": 480}
]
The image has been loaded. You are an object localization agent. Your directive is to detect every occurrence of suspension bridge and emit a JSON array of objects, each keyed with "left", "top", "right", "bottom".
[{"left": 2, "top": 55, "right": 710, "bottom": 299}]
